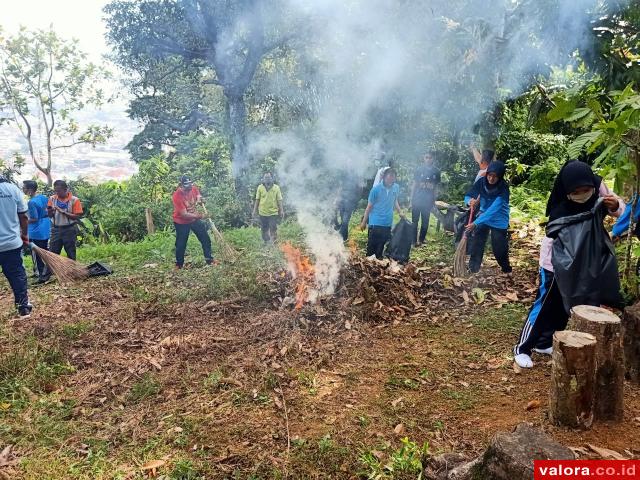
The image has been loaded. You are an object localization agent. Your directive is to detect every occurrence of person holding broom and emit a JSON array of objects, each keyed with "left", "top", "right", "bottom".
[
  {"left": 360, "top": 168, "right": 405, "bottom": 259},
  {"left": 464, "top": 161, "right": 512, "bottom": 274},
  {"left": 0, "top": 176, "right": 32, "bottom": 317},
  {"left": 23, "top": 180, "right": 51, "bottom": 283},
  {"left": 172, "top": 175, "right": 213, "bottom": 269},
  {"left": 47, "top": 180, "right": 83, "bottom": 260},
  {"left": 513, "top": 161, "right": 624, "bottom": 369}
]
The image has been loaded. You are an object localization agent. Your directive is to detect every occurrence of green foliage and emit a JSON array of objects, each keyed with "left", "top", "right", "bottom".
[{"left": 359, "top": 437, "right": 429, "bottom": 480}]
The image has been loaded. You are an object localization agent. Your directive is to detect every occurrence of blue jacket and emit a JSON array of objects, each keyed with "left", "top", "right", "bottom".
[
  {"left": 464, "top": 179, "right": 510, "bottom": 230},
  {"left": 612, "top": 197, "right": 640, "bottom": 238}
]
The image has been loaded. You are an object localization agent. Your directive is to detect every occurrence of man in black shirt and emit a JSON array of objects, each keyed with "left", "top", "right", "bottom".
[{"left": 411, "top": 151, "right": 441, "bottom": 246}]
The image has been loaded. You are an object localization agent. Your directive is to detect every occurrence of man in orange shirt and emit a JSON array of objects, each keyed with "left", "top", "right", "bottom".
[
  {"left": 172, "top": 175, "right": 213, "bottom": 269},
  {"left": 47, "top": 180, "right": 83, "bottom": 260}
]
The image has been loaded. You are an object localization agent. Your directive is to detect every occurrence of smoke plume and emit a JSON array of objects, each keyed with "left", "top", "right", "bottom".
[{"left": 248, "top": 0, "right": 610, "bottom": 301}]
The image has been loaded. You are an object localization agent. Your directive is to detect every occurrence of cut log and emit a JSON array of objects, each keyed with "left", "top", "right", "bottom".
[
  {"left": 549, "top": 330, "right": 597, "bottom": 429},
  {"left": 622, "top": 303, "right": 640, "bottom": 383},
  {"left": 460, "top": 423, "right": 574, "bottom": 480},
  {"left": 570, "top": 305, "right": 624, "bottom": 422}
]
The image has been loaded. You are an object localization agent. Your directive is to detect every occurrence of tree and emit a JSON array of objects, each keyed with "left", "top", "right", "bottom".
[
  {"left": 0, "top": 27, "right": 113, "bottom": 185},
  {"left": 104, "top": 0, "right": 293, "bottom": 170}
]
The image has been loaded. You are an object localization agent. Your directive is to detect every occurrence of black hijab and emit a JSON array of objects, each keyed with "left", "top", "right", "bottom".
[
  {"left": 546, "top": 161, "right": 601, "bottom": 222},
  {"left": 482, "top": 161, "right": 508, "bottom": 199}
]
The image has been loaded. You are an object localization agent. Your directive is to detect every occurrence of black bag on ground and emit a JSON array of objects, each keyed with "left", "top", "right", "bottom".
[
  {"left": 546, "top": 198, "right": 622, "bottom": 311},
  {"left": 87, "top": 261, "right": 113, "bottom": 277},
  {"left": 385, "top": 218, "right": 414, "bottom": 263}
]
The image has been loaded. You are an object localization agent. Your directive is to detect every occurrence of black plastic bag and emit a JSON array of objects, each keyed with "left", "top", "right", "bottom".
[
  {"left": 546, "top": 198, "right": 622, "bottom": 311},
  {"left": 385, "top": 218, "right": 414, "bottom": 263},
  {"left": 87, "top": 261, "right": 113, "bottom": 277},
  {"left": 454, "top": 207, "right": 478, "bottom": 246}
]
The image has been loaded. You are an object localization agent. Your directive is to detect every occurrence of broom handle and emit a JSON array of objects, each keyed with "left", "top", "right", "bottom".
[{"left": 466, "top": 195, "right": 480, "bottom": 227}]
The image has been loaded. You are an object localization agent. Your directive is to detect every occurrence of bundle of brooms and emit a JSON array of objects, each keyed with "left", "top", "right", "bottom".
[{"left": 29, "top": 243, "right": 89, "bottom": 284}]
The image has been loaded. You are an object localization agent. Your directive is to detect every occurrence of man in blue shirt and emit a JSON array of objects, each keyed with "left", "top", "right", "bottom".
[
  {"left": 23, "top": 180, "right": 51, "bottom": 283},
  {"left": 360, "top": 168, "right": 405, "bottom": 258},
  {"left": 0, "top": 176, "right": 32, "bottom": 316}
]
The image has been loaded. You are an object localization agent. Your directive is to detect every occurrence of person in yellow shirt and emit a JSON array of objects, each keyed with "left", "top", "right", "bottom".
[{"left": 253, "top": 173, "right": 284, "bottom": 244}]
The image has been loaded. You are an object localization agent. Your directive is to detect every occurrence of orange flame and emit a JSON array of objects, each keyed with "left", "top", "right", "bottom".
[{"left": 281, "top": 242, "right": 315, "bottom": 309}]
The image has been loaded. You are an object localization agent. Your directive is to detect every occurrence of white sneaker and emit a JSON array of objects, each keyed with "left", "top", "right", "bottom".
[
  {"left": 514, "top": 353, "right": 533, "bottom": 368},
  {"left": 533, "top": 347, "right": 553, "bottom": 355}
]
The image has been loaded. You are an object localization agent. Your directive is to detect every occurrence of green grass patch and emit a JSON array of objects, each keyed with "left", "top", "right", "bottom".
[
  {"left": 128, "top": 373, "right": 162, "bottom": 403},
  {"left": 0, "top": 336, "right": 74, "bottom": 406},
  {"left": 470, "top": 302, "right": 527, "bottom": 333},
  {"left": 60, "top": 321, "right": 94, "bottom": 339},
  {"left": 441, "top": 388, "right": 478, "bottom": 411}
]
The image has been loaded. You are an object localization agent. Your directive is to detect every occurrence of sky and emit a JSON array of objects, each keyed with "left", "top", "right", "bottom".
[{"left": 2, "top": 0, "right": 110, "bottom": 60}]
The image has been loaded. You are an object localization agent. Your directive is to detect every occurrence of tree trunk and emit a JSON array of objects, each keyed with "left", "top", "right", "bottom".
[
  {"left": 570, "top": 305, "right": 624, "bottom": 422},
  {"left": 145, "top": 208, "right": 155, "bottom": 235},
  {"left": 227, "top": 93, "right": 248, "bottom": 172},
  {"left": 622, "top": 303, "right": 640, "bottom": 383},
  {"left": 549, "top": 330, "right": 597, "bottom": 429}
]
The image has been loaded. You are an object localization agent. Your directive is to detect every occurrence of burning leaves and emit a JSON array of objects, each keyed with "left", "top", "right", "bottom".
[{"left": 281, "top": 242, "right": 316, "bottom": 309}]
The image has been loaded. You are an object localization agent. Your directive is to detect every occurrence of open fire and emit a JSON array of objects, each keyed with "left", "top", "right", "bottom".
[{"left": 281, "top": 242, "right": 316, "bottom": 309}]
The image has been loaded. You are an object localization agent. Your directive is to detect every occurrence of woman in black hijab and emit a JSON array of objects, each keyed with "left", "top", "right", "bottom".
[{"left": 513, "top": 161, "right": 623, "bottom": 369}]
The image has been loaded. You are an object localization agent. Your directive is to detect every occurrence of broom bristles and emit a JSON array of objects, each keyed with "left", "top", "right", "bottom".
[
  {"left": 453, "top": 235, "right": 468, "bottom": 277},
  {"left": 31, "top": 245, "right": 89, "bottom": 284},
  {"left": 210, "top": 223, "right": 238, "bottom": 262}
]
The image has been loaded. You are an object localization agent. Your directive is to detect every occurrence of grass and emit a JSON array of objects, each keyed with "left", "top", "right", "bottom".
[
  {"left": 0, "top": 336, "right": 74, "bottom": 406},
  {"left": 60, "top": 320, "right": 94, "bottom": 339},
  {"left": 128, "top": 373, "right": 162, "bottom": 403}
]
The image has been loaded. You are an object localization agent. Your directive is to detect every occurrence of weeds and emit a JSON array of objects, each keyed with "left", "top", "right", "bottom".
[{"left": 360, "top": 437, "right": 429, "bottom": 479}]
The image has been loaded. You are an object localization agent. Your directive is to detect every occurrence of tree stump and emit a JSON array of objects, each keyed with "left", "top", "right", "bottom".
[
  {"left": 570, "top": 305, "right": 624, "bottom": 422},
  {"left": 622, "top": 303, "right": 640, "bottom": 383},
  {"left": 549, "top": 330, "right": 597, "bottom": 428},
  {"left": 463, "top": 423, "right": 574, "bottom": 480}
]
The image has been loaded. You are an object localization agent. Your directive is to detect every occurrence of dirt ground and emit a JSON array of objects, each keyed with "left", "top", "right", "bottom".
[{"left": 1, "top": 236, "right": 639, "bottom": 479}]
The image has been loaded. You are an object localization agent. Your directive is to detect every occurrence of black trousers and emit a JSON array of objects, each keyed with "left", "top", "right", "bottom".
[
  {"left": 514, "top": 268, "right": 568, "bottom": 356},
  {"left": 174, "top": 220, "right": 213, "bottom": 267},
  {"left": 468, "top": 225, "right": 512, "bottom": 273},
  {"left": 259, "top": 215, "right": 279, "bottom": 243},
  {"left": 49, "top": 225, "right": 78, "bottom": 260},
  {"left": 0, "top": 247, "right": 29, "bottom": 309},
  {"left": 30, "top": 239, "right": 49, "bottom": 279},
  {"left": 366, "top": 225, "right": 392, "bottom": 259},
  {"left": 411, "top": 197, "right": 435, "bottom": 243}
]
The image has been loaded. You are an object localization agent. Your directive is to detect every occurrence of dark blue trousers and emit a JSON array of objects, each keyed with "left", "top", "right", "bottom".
[{"left": 1, "top": 247, "right": 29, "bottom": 308}]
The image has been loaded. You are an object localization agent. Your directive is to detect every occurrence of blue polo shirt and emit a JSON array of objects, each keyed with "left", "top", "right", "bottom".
[
  {"left": 367, "top": 182, "right": 400, "bottom": 227},
  {"left": 27, "top": 194, "right": 51, "bottom": 240}
]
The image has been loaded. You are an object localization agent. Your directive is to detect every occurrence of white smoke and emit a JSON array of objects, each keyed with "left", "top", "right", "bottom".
[{"left": 247, "top": 0, "right": 613, "bottom": 301}]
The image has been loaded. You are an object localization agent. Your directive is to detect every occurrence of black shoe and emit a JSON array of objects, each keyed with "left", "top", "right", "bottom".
[
  {"left": 18, "top": 303, "right": 33, "bottom": 318},
  {"left": 35, "top": 276, "right": 51, "bottom": 284}
]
